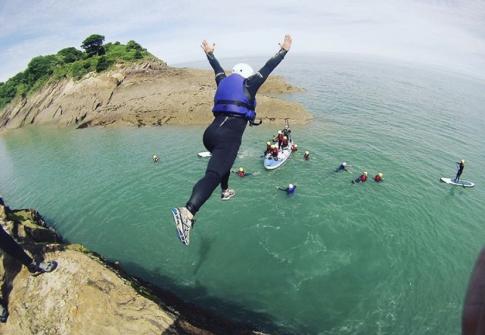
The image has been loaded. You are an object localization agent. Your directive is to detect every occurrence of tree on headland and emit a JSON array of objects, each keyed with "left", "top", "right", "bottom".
[
  {"left": 1, "top": 35, "right": 151, "bottom": 110},
  {"left": 25, "top": 55, "right": 58, "bottom": 85},
  {"left": 81, "top": 34, "right": 105, "bottom": 57},
  {"left": 57, "top": 47, "right": 84, "bottom": 63},
  {"left": 126, "top": 40, "right": 142, "bottom": 51}
]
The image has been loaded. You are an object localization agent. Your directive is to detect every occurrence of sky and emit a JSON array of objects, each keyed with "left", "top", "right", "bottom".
[{"left": 1, "top": 0, "right": 485, "bottom": 82}]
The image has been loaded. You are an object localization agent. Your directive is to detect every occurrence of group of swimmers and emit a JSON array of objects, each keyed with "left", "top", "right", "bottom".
[
  {"left": 335, "top": 162, "right": 384, "bottom": 184},
  {"left": 351, "top": 171, "right": 384, "bottom": 184}
]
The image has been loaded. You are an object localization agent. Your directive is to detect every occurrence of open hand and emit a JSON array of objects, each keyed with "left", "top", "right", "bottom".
[
  {"left": 279, "top": 34, "right": 292, "bottom": 51},
  {"left": 201, "top": 40, "right": 215, "bottom": 54}
]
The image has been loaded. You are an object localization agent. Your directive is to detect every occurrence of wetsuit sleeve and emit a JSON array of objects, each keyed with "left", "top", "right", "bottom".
[
  {"left": 206, "top": 52, "right": 226, "bottom": 85},
  {"left": 246, "top": 48, "right": 288, "bottom": 97}
]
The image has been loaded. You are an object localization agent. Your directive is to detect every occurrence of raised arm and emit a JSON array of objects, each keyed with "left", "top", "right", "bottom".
[
  {"left": 201, "top": 40, "right": 226, "bottom": 85},
  {"left": 246, "top": 34, "right": 293, "bottom": 95}
]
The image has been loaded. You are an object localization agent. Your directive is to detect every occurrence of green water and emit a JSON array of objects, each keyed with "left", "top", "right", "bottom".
[{"left": 1, "top": 55, "right": 485, "bottom": 334}]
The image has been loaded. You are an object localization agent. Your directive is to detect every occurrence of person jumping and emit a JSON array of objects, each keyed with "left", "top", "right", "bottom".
[{"left": 170, "top": 34, "right": 293, "bottom": 246}]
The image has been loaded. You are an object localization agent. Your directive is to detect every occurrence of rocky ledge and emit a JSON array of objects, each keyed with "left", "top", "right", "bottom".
[
  {"left": 0, "top": 197, "right": 271, "bottom": 335},
  {"left": 0, "top": 59, "right": 311, "bottom": 130}
]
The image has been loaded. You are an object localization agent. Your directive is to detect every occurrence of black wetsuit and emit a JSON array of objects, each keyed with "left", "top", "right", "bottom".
[
  {"left": 283, "top": 128, "right": 291, "bottom": 141},
  {"left": 455, "top": 162, "right": 464, "bottom": 182},
  {"left": 336, "top": 164, "right": 346, "bottom": 172},
  {"left": 0, "top": 225, "right": 33, "bottom": 267},
  {"left": 186, "top": 49, "right": 288, "bottom": 215}
]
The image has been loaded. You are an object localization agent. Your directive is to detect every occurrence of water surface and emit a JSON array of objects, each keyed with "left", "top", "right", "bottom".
[{"left": 1, "top": 55, "right": 485, "bottom": 334}]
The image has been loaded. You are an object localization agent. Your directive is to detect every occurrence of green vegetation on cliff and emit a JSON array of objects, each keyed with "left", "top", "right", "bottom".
[{"left": 0, "top": 34, "right": 151, "bottom": 110}]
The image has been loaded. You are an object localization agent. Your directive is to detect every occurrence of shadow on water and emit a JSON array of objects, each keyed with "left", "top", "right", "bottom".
[
  {"left": 192, "top": 236, "right": 213, "bottom": 276},
  {"left": 55, "top": 228, "right": 307, "bottom": 334},
  {"left": 121, "top": 260, "right": 300, "bottom": 335}
]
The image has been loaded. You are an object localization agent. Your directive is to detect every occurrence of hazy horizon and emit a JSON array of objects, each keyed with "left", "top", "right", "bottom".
[{"left": 1, "top": 0, "right": 485, "bottom": 82}]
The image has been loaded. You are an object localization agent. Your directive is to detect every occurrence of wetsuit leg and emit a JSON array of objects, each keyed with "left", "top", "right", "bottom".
[
  {"left": 186, "top": 116, "right": 246, "bottom": 215},
  {"left": 0, "top": 225, "right": 33, "bottom": 267},
  {"left": 220, "top": 171, "right": 231, "bottom": 191}
]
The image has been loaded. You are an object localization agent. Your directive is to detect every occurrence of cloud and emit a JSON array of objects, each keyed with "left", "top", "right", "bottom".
[{"left": 1, "top": 0, "right": 485, "bottom": 81}]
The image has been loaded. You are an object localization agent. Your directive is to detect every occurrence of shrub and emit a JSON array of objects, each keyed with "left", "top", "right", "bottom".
[
  {"left": 57, "top": 47, "right": 84, "bottom": 63},
  {"left": 81, "top": 34, "right": 105, "bottom": 57},
  {"left": 96, "top": 56, "right": 111, "bottom": 72}
]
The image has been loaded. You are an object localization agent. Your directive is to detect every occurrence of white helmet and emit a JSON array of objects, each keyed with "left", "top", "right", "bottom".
[
  {"left": 289, "top": 183, "right": 294, "bottom": 189},
  {"left": 232, "top": 63, "right": 254, "bottom": 79}
]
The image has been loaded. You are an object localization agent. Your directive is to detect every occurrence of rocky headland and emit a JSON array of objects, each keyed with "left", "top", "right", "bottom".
[
  {"left": 0, "top": 197, "right": 274, "bottom": 335},
  {"left": 0, "top": 58, "right": 311, "bottom": 130}
]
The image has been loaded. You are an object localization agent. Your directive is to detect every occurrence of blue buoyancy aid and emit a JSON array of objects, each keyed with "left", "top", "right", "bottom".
[{"left": 212, "top": 74, "right": 257, "bottom": 121}]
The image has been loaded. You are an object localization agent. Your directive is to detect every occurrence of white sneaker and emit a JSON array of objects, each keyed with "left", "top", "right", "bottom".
[
  {"left": 221, "top": 189, "right": 236, "bottom": 201},
  {"left": 170, "top": 207, "right": 194, "bottom": 246}
]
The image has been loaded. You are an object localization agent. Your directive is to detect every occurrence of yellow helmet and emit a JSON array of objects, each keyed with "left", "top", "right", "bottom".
[
  {"left": 363, "top": 171, "right": 368, "bottom": 176},
  {"left": 461, "top": 159, "right": 465, "bottom": 164},
  {"left": 239, "top": 167, "right": 244, "bottom": 172},
  {"left": 378, "top": 172, "right": 383, "bottom": 177},
  {"left": 305, "top": 151, "right": 309, "bottom": 154},
  {"left": 267, "top": 141, "right": 271, "bottom": 146}
]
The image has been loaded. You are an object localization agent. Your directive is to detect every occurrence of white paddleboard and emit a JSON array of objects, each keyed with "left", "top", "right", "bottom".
[
  {"left": 197, "top": 151, "right": 211, "bottom": 158},
  {"left": 263, "top": 141, "right": 293, "bottom": 170},
  {"left": 440, "top": 177, "right": 475, "bottom": 188}
]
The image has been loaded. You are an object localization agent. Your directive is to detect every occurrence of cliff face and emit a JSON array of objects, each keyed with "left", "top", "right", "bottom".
[
  {"left": 0, "top": 198, "right": 266, "bottom": 335},
  {"left": 0, "top": 60, "right": 310, "bottom": 130}
]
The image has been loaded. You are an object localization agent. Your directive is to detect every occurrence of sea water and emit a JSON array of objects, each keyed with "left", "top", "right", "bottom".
[{"left": 1, "top": 55, "right": 485, "bottom": 334}]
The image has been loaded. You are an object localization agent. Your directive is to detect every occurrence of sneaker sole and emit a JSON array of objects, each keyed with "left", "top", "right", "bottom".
[{"left": 170, "top": 208, "right": 189, "bottom": 246}]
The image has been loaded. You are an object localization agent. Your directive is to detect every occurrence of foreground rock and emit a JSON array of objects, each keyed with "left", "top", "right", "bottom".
[
  {"left": 0, "top": 198, "right": 267, "bottom": 335},
  {"left": 0, "top": 59, "right": 311, "bottom": 130}
]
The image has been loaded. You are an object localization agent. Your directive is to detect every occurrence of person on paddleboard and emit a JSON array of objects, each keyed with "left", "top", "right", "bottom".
[
  {"left": 282, "top": 136, "right": 289, "bottom": 149},
  {"left": 282, "top": 124, "right": 292, "bottom": 141},
  {"left": 170, "top": 34, "right": 293, "bottom": 246},
  {"left": 276, "top": 130, "right": 284, "bottom": 149},
  {"left": 264, "top": 141, "right": 272, "bottom": 155},
  {"left": 271, "top": 145, "right": 279, "bottom": 160},
  {"left": 455, "top": 159, "right": 465, "bottom": 182}
]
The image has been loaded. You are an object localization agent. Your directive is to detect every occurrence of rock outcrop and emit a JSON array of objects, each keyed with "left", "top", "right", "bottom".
[
  {"left": 0, "top": 59, "right": 311, "bottom": 130},
  {"left": 0, "top": 197, "right": 268, "bottom": 335}
]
